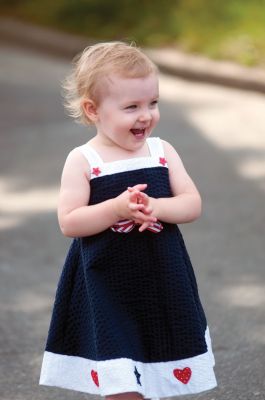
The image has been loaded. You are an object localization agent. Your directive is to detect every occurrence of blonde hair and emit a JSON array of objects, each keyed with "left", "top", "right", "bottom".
[{"left": 62, "top": 41, "right": 158, "bottom": 126}]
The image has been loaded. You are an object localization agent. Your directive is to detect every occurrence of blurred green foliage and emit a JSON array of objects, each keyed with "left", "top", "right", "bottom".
[{"left": 1, "top": 0, "right": 265, "bottom": 66}]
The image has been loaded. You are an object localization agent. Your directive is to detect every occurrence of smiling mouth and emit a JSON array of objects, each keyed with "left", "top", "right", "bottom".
[{"left": 130, "top": 128, "right": 146, "bottom": 137}]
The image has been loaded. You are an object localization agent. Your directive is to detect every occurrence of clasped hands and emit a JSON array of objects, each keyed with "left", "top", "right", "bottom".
[{"left": 113, "top": 184, "right": 157, "bottom": 232}]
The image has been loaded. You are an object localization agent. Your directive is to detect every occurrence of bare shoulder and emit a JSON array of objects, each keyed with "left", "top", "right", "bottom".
[
  {"left": 57, "top": 147, "right": 91, "bottom": 220},
  {"left": 161, "top": 139, "right": 184, "bottom": 166},
  {"left": 62, "top": 147, "right": 91, "bottom": 180},
  {"left": 160, "top": 139, "right": 199, "bottom": 196},
  {"left": 63, "top": 147, "right": 89, "bottom": 168}
]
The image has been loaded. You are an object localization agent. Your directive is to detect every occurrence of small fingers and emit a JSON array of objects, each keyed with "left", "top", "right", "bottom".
[
  {"left": 144, "top": 206, "right": 153, "bottom": 214},
  {"left": 128, "top": 188, "right": 149, "bottom": 207},
  {"left": 128, "top": 184, "right": 147, "bottom": 192},
  {"left": 138, "top": 221, "right": 153, "bottom": 232},
  {"left": 137, "top": 192, "right": 148, "bottom": 204},
  {"left": 128, "top": 202, "right": 145, "bottom": 211},
  {"left": 133, "top": 211, "right": 157, "bottom": 223},
  {"left": 128, "top": 189, "right": 140, "bottom": 203}
]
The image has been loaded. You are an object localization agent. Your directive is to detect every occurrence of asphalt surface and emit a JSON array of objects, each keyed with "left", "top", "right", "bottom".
[{"left": 1, "top": 41, "right": 265, "bottom": 400}]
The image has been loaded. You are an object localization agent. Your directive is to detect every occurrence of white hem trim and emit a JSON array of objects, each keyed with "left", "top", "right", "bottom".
[{"left": 39, "top": 327, "right": 217, "bottom": 397}]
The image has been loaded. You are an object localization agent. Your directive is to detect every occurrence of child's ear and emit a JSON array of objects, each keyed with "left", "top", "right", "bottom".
[{"left": 82, "top": 99, "right": 99, "bottom": 122}]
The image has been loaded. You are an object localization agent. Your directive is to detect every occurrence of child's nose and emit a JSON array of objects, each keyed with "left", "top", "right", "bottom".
[{"left": 138, "top": 109, "right": 152, "bottom": 122}]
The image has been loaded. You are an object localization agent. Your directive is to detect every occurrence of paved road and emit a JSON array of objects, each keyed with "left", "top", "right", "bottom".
[{"left": 1, "top": 42, "right": 265, "bottom": 400}]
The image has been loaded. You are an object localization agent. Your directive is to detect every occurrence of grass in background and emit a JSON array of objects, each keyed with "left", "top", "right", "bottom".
[{"left": 1, "top": 0, "right": 265, "bottom": 66}]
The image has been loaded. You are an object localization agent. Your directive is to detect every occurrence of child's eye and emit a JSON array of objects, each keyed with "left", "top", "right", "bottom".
[
  {"left": 125, "top": 105, "right": 137, "bottom": 110},
  {"left": 150, "top": 100, "right": 158, "bottom": 107}
]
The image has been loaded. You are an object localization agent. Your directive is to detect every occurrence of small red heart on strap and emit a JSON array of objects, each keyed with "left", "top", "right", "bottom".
[
  {"left": 173, "top": 367, "right": 192, "bottom": 384},
  {"left": 91, "top": 369, "right": 99, "bottom": 387}
]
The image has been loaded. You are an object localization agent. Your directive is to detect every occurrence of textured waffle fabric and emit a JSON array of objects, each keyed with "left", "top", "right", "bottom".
[{"left": 39, "top": 137, "right": 217, "bottom": 398}]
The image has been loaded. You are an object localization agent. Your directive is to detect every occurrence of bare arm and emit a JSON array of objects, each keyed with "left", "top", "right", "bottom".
[
  {"left": 150, "top": 140, "right": 202, "bottom": 224},
  {"left": 57, "top": 149, "right": 156, "bottom": 238}
]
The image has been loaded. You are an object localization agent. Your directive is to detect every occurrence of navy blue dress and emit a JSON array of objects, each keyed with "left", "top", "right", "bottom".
[{"left": 39, "top": 137, "right": 216, "bottom": 398}]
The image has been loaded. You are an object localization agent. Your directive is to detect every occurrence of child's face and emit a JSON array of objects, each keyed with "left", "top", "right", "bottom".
[{"left": 94, "top": 73, "right": 160, "bottom": 151}]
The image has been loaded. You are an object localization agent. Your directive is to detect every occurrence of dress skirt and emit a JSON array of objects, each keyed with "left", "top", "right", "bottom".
[{"left": 39, "top": 137, "right": 217, "bottom": 398}]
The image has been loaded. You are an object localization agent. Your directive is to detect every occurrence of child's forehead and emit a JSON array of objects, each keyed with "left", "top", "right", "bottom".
[{"left": 103, "top": 73, "right": 159, "bottom": 99}]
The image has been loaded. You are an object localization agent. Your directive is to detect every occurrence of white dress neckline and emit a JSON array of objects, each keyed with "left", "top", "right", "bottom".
[
  {"left": 83, "top": 137, "right": 154, "bottom": 166},
  {"left": 77, "top": 137, "right": 167, "bottom": 179}
]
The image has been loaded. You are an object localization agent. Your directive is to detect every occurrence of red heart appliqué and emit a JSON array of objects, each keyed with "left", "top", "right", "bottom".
[
  {"left": 173, "top": 367, "right": 192, "bottom": 384},
  {"left": 91, "top": 369, "right": 99, "bottom": 387}
]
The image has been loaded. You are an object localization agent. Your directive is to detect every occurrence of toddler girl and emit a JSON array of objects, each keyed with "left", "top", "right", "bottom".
[{"left": 39, "top": 41, "right": 217, "bottom": 400}]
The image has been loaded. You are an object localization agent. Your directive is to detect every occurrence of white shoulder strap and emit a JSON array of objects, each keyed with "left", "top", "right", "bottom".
[
  {"left": 147, "top": 137, "right": 165, "bottom": 158},
  {"left": 77, "top": 144, "right": 103, "bottom": 166}
]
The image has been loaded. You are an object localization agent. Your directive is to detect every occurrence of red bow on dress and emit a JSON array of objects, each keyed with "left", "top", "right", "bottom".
[{"left": 111, "top": 219, "right": 163, "bottom": 233}]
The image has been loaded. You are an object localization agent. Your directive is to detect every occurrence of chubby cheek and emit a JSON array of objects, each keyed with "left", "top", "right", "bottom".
[
  {"left": 99, "top": 110, "right": 122, "bottom": 131},
  {"left": 118, "top": 113, "right": 137, "bottom": 129},
  {"left": 152, "top": 109, "right": 160, "bottom": 127}
]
